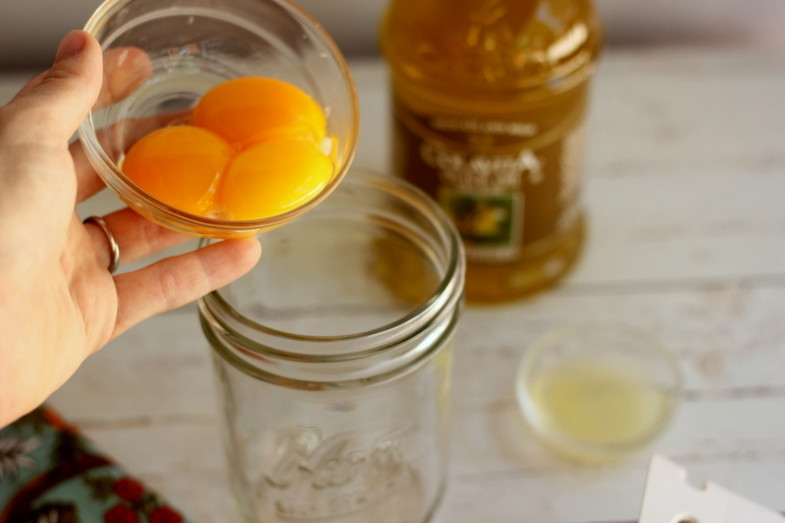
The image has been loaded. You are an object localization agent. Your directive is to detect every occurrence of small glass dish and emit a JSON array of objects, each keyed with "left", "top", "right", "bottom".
[
  {"left": 516, "top": 323, "right": 682, "bottom": 463},
  {"left": 78, "top": 0, "right": 358, "bottom": 238}
]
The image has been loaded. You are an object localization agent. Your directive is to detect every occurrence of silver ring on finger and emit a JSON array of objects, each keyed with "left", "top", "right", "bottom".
[{"left": 83, "top": 215, "right": 121, "bottom": 274}]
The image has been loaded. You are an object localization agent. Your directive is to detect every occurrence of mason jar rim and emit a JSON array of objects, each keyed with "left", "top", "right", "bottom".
[{"left": 198, "top": 171, "right": 465, "bottom": 363}]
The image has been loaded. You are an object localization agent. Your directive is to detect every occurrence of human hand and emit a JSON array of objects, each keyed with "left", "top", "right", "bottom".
[{"left": 0, "top": 31, "right": 262, "bottom": 427}]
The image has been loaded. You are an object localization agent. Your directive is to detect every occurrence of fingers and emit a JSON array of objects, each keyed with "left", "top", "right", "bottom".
[
  {"left": 72, "top": 48, "right": 154, "bottom": 201},
  {"left": 83, "top": 207, "right": 195, "bottom": 269},
  {"left": 111, "top": 238, "right": 262, "bottom": 339},
  {"left": 2, "top": 31, "right": 102, "bottom": 146},
  {"left": 3, "top": 36, "right": 153, "bottom": 201},
  {"left": 11, "top": 45, "right": 151, "bottom": 114}
]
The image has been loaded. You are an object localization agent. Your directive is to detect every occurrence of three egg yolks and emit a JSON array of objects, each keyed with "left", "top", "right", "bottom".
[{"left": 122, "top": 77, "right": 333, "bottom": 221}]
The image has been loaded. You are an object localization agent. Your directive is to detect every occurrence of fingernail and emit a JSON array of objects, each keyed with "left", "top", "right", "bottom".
[{"left": 56, "top": 30, "right": 88, "bottom": 61}]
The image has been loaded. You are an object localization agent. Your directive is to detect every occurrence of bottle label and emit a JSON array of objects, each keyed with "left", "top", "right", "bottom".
[{"left": 392, "top": 93, "right": 587, "bottom": 263}]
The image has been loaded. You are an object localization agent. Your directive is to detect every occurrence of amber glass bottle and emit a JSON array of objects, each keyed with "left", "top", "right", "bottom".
[{"left": 380, "top": 0, "right": 602, "bottom": 302}]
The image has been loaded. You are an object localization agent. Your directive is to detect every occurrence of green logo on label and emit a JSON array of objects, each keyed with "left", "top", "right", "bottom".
[{"left": 441, "top": 191, "right": 519, "bottom": 246}]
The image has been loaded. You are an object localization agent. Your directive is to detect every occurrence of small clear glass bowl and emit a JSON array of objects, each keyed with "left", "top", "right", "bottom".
[
  {"left": 516, "top": 323, "right": 682, "bottom": 463},
  {"left": 78, "top": 0, "right": 359, "bottom": 238}
]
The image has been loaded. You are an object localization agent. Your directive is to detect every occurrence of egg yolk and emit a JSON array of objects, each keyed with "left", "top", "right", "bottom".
[
  {"left": 220, "top": 139, "right": 333, "bottom": 221},
  {"left": 122, "top": 125, "right": 232, "bottom": 216},
  {"left": 192, "top": 76, "right": 327, "bottom": 151},
  {"left": 121, "top": 76, "right": 335, "bottom": 222}
]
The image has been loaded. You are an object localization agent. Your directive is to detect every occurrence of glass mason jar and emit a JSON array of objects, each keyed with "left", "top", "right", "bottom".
[{"left": 198, "top": 172, "right": 465, "bottom": 522}]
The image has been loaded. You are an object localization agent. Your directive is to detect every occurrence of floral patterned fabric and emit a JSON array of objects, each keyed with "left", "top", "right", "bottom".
[{"left": 0, "top": 406, "right": 192, "bottom": 523}]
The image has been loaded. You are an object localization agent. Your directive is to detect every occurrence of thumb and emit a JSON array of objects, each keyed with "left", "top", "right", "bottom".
[{"left": 5, "top": 30, "right": 103, "bottom": 145}]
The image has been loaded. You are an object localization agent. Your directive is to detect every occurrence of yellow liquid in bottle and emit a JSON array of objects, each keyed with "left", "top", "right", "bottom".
[
  {"left": 520, "top": 359, "right": 672, "bottom": 461},
  {"left": 381, "top": 0, "right": 602, "bottom": 302}
]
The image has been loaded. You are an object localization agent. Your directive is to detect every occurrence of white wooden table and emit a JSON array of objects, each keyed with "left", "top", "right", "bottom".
[{"left": 3, "top": 45, "right": 784, "bottom": 522}]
